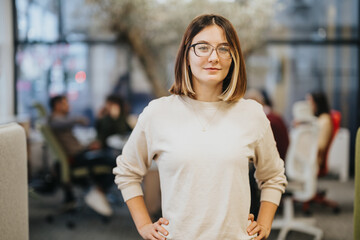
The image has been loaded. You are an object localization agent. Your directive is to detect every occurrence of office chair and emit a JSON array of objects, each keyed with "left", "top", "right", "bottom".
[
  {"left": 272, "top": 123, "right": 323, "bottom": 240},
  {"left": 302, "top": 110, "right": 341, "bottom": 214},
  {"left": 327, "top": 127, "right": 350, "bottom": 182},
  {"left": 33, "top": 103, "right": 113, "bottom": 228}
]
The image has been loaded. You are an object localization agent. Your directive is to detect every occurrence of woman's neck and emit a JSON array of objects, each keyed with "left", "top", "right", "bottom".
[{"left": 193, "top": 82, "right": 223, "bottom": 102}]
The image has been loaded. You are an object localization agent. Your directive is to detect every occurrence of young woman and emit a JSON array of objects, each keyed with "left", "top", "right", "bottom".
[
  {"left": 307, "top": 91, "right": 334, "bottom": 176},
  {"left": 113, "top": 14, "right": 287, "bottom": 240}
]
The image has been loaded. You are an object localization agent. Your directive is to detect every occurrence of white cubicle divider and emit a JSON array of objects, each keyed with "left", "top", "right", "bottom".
[
  {"left": 327, "top": 128, "right": 350, "bottom": 182},
  {"left": 0, "top": 122, "right": 29, "bottom": 240}
]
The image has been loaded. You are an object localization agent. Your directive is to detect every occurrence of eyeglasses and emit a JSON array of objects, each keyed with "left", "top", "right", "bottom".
[{"left": 190, "top": 43, "right": 232, "bottom": 59}]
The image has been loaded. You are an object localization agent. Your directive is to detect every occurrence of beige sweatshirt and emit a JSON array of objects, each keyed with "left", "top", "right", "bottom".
[{"left": 113, "top": 95, "right": 287, "bottom": 240}]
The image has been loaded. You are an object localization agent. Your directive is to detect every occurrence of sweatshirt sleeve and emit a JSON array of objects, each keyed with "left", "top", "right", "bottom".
[
  {"left": 253, "top": 124, "right": 288, "bottom": 206},
  {"left": 113, "top": 108, "right": 153, "bottom": 202}
]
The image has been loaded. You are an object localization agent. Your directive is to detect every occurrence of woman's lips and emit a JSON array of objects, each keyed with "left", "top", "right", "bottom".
[{"left": 204, "top": 68, "right": 221, "bottom": 71}]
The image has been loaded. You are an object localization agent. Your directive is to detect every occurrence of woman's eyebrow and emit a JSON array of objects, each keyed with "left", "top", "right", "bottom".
[
  {"left": 193, "top": 40, "right": 210, "bottom": 44},
  {"left": 192, "top": 40, "right": 229, "bottom": 45}
]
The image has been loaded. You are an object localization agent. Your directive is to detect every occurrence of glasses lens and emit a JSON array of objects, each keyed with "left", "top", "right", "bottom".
[
  {"left": 193, "top": 43, "right": 231, "bottom": 59},
  {"left": 194, "top": 43, "right": 212, "bottom": 56},
  {"left": 217, "top": 45, "right": 231, "bottom": 59}
]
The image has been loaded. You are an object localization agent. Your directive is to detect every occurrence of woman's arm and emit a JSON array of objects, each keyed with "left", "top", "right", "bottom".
[
  {"left": 251, "top": 118, "right": 287, "bottom": 239},
  {"left": 127, "top": 196, "right": 169, "bottom": 240},
  {"left": 317, "top": 114, "right": 333, "bottom": 165},
  {"left": 112, "top": 103, "right": 167, "bottom": 239},
  {"left": 49, "top": 115, "right": 87, "bottom": 129},
  {"left": 254, "top": 201, "right": 278, "bottom": 239}
]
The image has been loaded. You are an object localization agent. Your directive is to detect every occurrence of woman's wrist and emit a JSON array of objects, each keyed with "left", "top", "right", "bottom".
[
  {"left": 137, "top": 221, "right": 153, "bottom": 232},
  {"left": 258, "top": 223, "right": 270, "bottom": 238}
]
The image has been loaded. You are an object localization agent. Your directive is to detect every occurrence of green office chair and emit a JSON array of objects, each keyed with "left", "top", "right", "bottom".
[
  {"left": 354, "top": 127, "right": 360, "bottom": 240},
  {"left": 33, "top": 103, "right": 110, "bottom": 183},
  {"left": 32, "top": 103, "right": 112, "bottom": 228}
]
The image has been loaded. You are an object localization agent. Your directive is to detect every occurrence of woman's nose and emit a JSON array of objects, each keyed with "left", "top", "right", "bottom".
[{"left": 208, "top": 48, "right": 219, "bottom": 62}]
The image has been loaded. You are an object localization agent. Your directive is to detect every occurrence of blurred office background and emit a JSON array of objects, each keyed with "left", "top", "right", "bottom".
[{"left": 0, "top": 0, "right": 359, "bottom": 239}]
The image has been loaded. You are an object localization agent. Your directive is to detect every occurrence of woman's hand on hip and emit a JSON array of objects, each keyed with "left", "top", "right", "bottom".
[
  {"left": 139, "top": 217, "right": 169, "bottom": 240},
  {"left": 247, "top": 214, "right": 270, "bottom": 239}
]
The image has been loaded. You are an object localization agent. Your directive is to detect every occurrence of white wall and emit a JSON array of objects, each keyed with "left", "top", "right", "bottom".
[
  {"left": 0, "top": 0, "right": 14, "bottom": 123},
  {"left": 89, "top": 44, "right": 153, "bottom": 114},
  {"left": 89, "top": 44, "right": 129, "bottom": 113}
]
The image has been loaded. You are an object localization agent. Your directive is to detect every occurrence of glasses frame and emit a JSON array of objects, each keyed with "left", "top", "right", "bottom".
[{"left": 189, "top": 43, "right": 232, "bottom": 59}]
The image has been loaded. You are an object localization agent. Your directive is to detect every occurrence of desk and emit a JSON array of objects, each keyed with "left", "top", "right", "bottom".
[
  {"left": 73, "top": 126, "right": 97, "bottom": 146},
  {"left": 106, "top": 134, "right": 129, "bottom": 151}
]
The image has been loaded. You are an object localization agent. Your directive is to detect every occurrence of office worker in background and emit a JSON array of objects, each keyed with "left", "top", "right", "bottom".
[
  {"left": 95, "top": 94, "right": 133, "bottom": 150},
  {"left": 245, "top": 88, "right": 289, "bottom": 161},
  {"left": 306, "top": 91, "right": 334, "bottom": 176},
  {"left": 113, "top": 14, "right": 287, "bottom": 240},
  {"left": 49, "top": 95, "right": 115, "bottom": 217}
]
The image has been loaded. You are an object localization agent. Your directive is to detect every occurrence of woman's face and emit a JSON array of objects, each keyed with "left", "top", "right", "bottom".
[
  {"left": 306, "top": 94, "right": 316, "bottom": 114},
  {"left": 188, "top": 25, "right": 232, "bottom": 91}
]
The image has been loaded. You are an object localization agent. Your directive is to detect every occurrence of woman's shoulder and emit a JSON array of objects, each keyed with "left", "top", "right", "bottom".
[
  {"left": 318, "top": 113, "right": 332, "bottom": 126},
  {"left": 230, "top": 98, "right": 270, "bottom": 132},
  {"left": 232, "top": 98, "right": 264, "bottom": 114},
  {"left": 146, "top": 95, "right": 177, "bottom": 110},
  {"left": 139, "top": 95, "right": 177, "bottom": 117},
  {"left": 135, "top": 95, "right": 179, "bottom": 127},
  {"left": 318, "top": 113, "right": 331, "bottom": 120}
]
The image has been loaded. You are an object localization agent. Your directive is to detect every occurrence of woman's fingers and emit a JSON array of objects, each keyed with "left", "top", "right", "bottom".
[
  {"left": 247, "top": 223, "right": 260, "bottom": 236},
  {"left": 151, "top": 217, "right": 169, "bottom": 239},
  {"left": 149, "top": 235, "right": 157, "bottom": 240},
  {"left": 154, "top": 222, "right": 168, "bottom": 237},
  {"left": 151, "top": 229, "right": 166, "bottom": 240},
  {"left": 254, "top": 230, "right": 266, "bottom": 240},
  {"left": 253, "top": 225, "right": 268, "bottom": 240},
  {"left": 139, "top": 222, "right": 168, "bottom": 240},
  {"left": 247, "top": 219, "right": 259, "bottom": 234},
  {"left": 248, "top": 213, "right": 255, "bottom": 221},
  {"left": 158, "top": 217, "right": 169, "bottom": 225}
]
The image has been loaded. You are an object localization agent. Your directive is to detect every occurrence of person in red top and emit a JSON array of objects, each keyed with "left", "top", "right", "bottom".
[{"left": 246, "top": 89, "right": 289, "bottom": 160}]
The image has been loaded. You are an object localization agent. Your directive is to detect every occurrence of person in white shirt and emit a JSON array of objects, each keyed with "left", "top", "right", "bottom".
[{"left": 113, "top": 14, "right": 287, "bottom": 240}]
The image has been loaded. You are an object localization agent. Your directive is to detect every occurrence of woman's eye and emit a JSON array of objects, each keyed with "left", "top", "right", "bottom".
[
  {"left": 218, "top": 47, "right": 229, "bottom": 53},
  {"left": 197, "top": 45, "right": 210, "bottom": 51}
]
